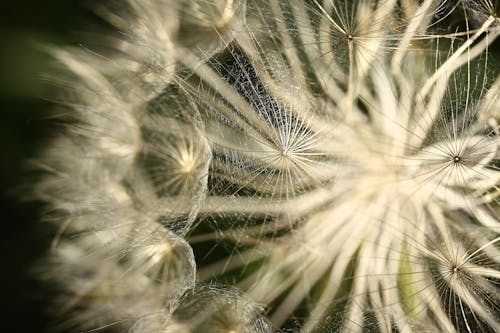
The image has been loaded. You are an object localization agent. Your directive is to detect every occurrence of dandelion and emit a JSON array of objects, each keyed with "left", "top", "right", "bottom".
[{"left": 35, "top": 0, "right": 499, "bottom": 332}]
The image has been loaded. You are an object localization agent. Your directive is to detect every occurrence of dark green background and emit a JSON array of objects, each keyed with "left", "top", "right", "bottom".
[{"left": 0, "top": 1, "right": 100, "bottom": 332}]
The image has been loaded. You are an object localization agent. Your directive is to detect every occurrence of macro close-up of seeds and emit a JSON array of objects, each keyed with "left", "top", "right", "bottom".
[{"left": 19, "top": 0, "right": 500, "bottom": 332}]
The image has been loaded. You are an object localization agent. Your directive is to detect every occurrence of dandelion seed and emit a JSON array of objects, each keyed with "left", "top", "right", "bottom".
[{"left": 165, "top": 284, "right": 271, "bottom": 333}]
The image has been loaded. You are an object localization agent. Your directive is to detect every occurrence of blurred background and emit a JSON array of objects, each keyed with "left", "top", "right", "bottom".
[{"left": 0, "top": 1, "right": 99, "bottom": 331}]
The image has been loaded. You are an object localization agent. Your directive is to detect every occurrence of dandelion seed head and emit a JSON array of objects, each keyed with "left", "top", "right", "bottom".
[{"left": 34, "top": 0, "right": 500, "bottom": 332}]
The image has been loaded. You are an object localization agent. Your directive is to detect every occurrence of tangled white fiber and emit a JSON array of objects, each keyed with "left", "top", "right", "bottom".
[{"left": 35, "top": 0, "right": 499, "bottom": 332}]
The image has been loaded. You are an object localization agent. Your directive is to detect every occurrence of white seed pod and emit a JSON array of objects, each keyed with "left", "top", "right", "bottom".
[
  {"left": 92, "top": 0, "right": 180, "bottom": 95},
  {"left": 412, "top": 135, "right": 499, "bottom": 191},
  {"left": 124, "top": 97, "right": 212, "bottom": 235},
  {"left": 124, "top": 223, "right": 197, "bottom": 309},
  {"left": 477, "top": 75, "right": 500, "bottom": 135},
  {"left": 93, "top": 0, "right": 248, "bottom": 95},
  {"left": 405, "top": 221, "right": 500, "bottom": 333},
  {"left": 166, "top": 283, "right": 272, "bottom": 333},
  {"left": 55, "top": 214, "right": 196, "bottom": 309},
  {"left": 34, "top": 137, "right": 137, "bottom": 252},
  {"left": 177, "top": 0, "right": 247, "bottom": 56},
  {"left": 49, "top": 48, "right": 142, "bottom": 180},
  {"left": 44, "top": 243, "right": 172, "bottom": 333},
  {"left": 34, "top": 136, "right": 134, "bottom": 215}
]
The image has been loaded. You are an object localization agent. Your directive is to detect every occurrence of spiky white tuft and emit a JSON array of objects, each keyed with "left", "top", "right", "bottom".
[{"left": 36, "top": 0, "right": 499, "bottom": 332}]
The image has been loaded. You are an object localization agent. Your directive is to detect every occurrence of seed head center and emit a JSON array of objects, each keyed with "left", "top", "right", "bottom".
[{"left": 279, "top": 147, "right": 289, "bottom": 157}]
